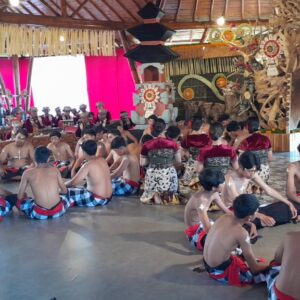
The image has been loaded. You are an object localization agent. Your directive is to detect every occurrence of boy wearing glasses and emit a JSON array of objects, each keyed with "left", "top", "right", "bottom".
[{"left": 222, "top": 152, "right": 298, "bottom": 228}]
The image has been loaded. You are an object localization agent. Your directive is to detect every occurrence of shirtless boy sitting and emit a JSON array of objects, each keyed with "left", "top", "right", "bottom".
[
  {"left": 16, "top": 146, "right": 72, "bottom": 220},
  {"left": 286, "top": 143, "right": 300, "bottom": 221},
  {"left": 47, "top": 130, "right": 74, "bottom": 178},
  {"left": 0, "top": 129, "right": 34, "bottom": 180},
  {"left": 66, "top": 140, "right": 112, "bottom": 206},
  {"left": 203, "top": 194, "right": 269, "bottom": 287},
  {"left": 266, "top": 231, "right": 300, "bottom": 300},
  {"left": 222, "top": 151, "right": 298, "bottom": 228},
  {"left": 110, "top": 136, "right": 140, "bottom": 196},
  {"left": 184, "top": 168, "right": 232, "bottom": 251},
  {"left": 72, "top": 128, "right": 97, "bottom": 177}
]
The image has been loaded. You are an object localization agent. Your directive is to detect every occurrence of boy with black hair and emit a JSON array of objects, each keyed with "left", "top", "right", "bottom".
[
  {"left": 47, "top": 130, "right": 74, "bottom": 178},
  {"left": 105, "top": 128, "right": 123, "bottom": 170},
  {"left": 184, "top": 169, "right": 231, "bottom": 251},
  {"left": 226, "top": 121, "right": 250, "bottom": 148},
  {"left": 72, "top": 128, "right": 97, "bottom": 177},
  {"left": 0, "top": 128, "right": 34, "bottom": 181},
  {"left": 141, "top": 134, "right": 153, "bottom": 144},
  {"left": 266, "top": 231, "right": 300, "bottom": 300},
  {"left": 196, "top": 122, "right": 238, "bottom": 175},
  {"left": 151, "top": 118, "right": 166, "bottom": 138},
  {"left": 203, "top": 194, "right": 269, "bottom": 287},
  {"left": 142, "top": 114, "right": 158, "bottom": 137},
  {"left": 181, "top": 117, "right": 211, "bottom": 186},
  {"left": 16, "top": 146, "right": 72, "bottom": 220},
  {"left": 74, "top": 128, "right": 96, "bottom": 157},
  {"left": 66, "top": 140, "right": 112, "bottom": 206},
  {"left": 165, "top": 125, "right": 181, "bottom": 140},
  {"left": 93, "top": 126, "right": 108, "bottom": 158},
  {"left": 222, "top": 151, "right": 298, "bottom": 228},
  {"left": 120, "top": 111, "right": 135, "bottom": 130},
  {"left": 238, "top": 117, "right": 272, "bottom": 192},
  {"left": 218, "top": 114, "right": 231, "bottom": 127},
  {"left": 110, "top": 136, "right": 140, "bottom": 196}
]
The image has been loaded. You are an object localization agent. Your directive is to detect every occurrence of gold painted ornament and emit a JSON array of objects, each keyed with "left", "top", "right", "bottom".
[{"left": 182, "top": 88, "right": 195, "bottom": 100}]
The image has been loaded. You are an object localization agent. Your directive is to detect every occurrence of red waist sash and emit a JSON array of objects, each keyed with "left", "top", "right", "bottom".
[{"left": 274, "top": 284, "right": 297, "bottom": 300}]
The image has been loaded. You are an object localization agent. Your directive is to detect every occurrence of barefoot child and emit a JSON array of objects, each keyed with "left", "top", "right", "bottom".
[
  {"left": 16, "top": 146, "right": 71, "bottom": 220},
  {"left": 184, "top": 168, "right": 232, "bottom": 251},
  {"left": 66, "top": 140, "right": 112, "bottom": 206},
  {"left": 47, "top": 130, "right": 74, "bottom": 178},
  {"left": 203, "top": 194, "right": 269, "bottom": 286}
]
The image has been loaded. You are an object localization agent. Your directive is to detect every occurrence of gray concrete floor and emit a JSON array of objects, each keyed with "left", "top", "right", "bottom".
[{"left": 0, "top": 153, "right": 300, "bottom": 300}]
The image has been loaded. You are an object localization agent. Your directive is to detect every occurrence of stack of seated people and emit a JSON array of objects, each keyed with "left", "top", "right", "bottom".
[{"left": 0, "top": 106, "right": 300, "bottom": 299}]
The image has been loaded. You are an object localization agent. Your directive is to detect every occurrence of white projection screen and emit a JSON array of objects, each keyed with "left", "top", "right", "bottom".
[{"left": 31, "top": 55, "right": 89, "bottom": 114}]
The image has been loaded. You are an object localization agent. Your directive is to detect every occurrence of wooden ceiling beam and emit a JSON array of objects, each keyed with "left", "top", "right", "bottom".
[
  {"left": 101, "top": 0, "right": 125, "bottom": 22},
  {"left": 8, "top": 5, "right": 23, "bottom": 14},
  {"left": 0, "top": 12, "right": 128, "bottom": 30},
  {"left": 194, "top": 0, "right": 199, "bottom": 22},
  {"left": 115, "top": 0, "right": 139, "bottom": 22},
  {"left": 49, "top": 0, "right": 61, "bottom": 11},
  {"left": 224, "top": 0, "right": 228, "bottom": 17},
  {"left": 200, "top": 27, "right": 208, "bottom": 43},
  {"left": 26, "top": 0, "right": 46, "bottom": 15},
  {"left": 39, "top": 0, "right": 60, "bottom": 16},
  {"left": 61, "top": 0, "right": 67, "bottom": 17},
  {"left": 162, "top": 19, "right": 269, "bottom": 29},
  {"left": 241, "top": 0, "right": 244, "bottom": 20},
  {"left": 0, "top": 3, "right": 16, "bottom": 14},
  {"left": 0, "top": 11, "right": 270, "bottom": 31},
  {"left": 19, "top": 3, "right": 34, "bottom": 15},
  {"left": 70, "top": 0, "right": 89, "bottom": 18},
  {"left": 257, "top": 0, "right": 261, "bottom": 19},
  {"left": 74, "top": 0, "right": 98, "bottom": 20},
  {"left": 210, "top": 0, "right": 215, "bottom": 21},
  {"left": 65, "top": 1, "right": 85, "bottom": 19},
  {"left": 49, "top": 0, "right": 83, "bottom": 19},
  {"left": 89, "top": 0, "right": 110, "bottom": 20},
  {"left": 131, "top": 0, "right": 142, "bottom": 10},
  {"left": 159, "top": 0, "right": 166, "bottom": 10},
  {"left": 175, "top": 0, "right": 182, "bottom": 21}
]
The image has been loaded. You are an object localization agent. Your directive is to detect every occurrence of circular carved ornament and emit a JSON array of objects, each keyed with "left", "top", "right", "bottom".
[
  {"left": 263, "top": 39, "right": 281, "bottom": 59},
  {"left": 223, "top": 30, "right": 235, "bottom": 42},
  {"left": 142, "top": 88, "right": 158, "bottom": 103},
  {"left": 182, "top": 88, "right": 195, "bottom": 100},
  {"left": 215, "top": 77, "right": 228, "bottom": 89}
]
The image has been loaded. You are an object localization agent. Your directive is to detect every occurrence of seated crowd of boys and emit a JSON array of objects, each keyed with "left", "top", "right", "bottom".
[{"left": 0, "top": 105, "right": 300, "bottom": 299}]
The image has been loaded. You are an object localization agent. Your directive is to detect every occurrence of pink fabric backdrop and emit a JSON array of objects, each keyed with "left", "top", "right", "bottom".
[
  {"left": 85, "top": 49, "right": 135, "bottom": 119},
  {"left": 0, "top": 57, "right": 34, "bottom": 108},
  {"left": 0, "top": 50, "right": 135, "bottom": 118}
]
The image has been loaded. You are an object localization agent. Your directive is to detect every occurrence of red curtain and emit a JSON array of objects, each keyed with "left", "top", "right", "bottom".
[{"left": 84, "top": 49, "right": 135, "bottom": 119}]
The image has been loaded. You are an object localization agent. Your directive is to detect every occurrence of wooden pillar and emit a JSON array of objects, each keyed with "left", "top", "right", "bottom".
[
  {"left": 25, "top": 57, "right": 33, "bottom": 115},
  {"left": 0, "top": 74, "right": 10, "bottom": 111},
  {"left": 12, "top": 55, "right": 21, "bottom": 108},
  {"left": 119, "top": 30, "right": 141, "bottom": 84}
]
